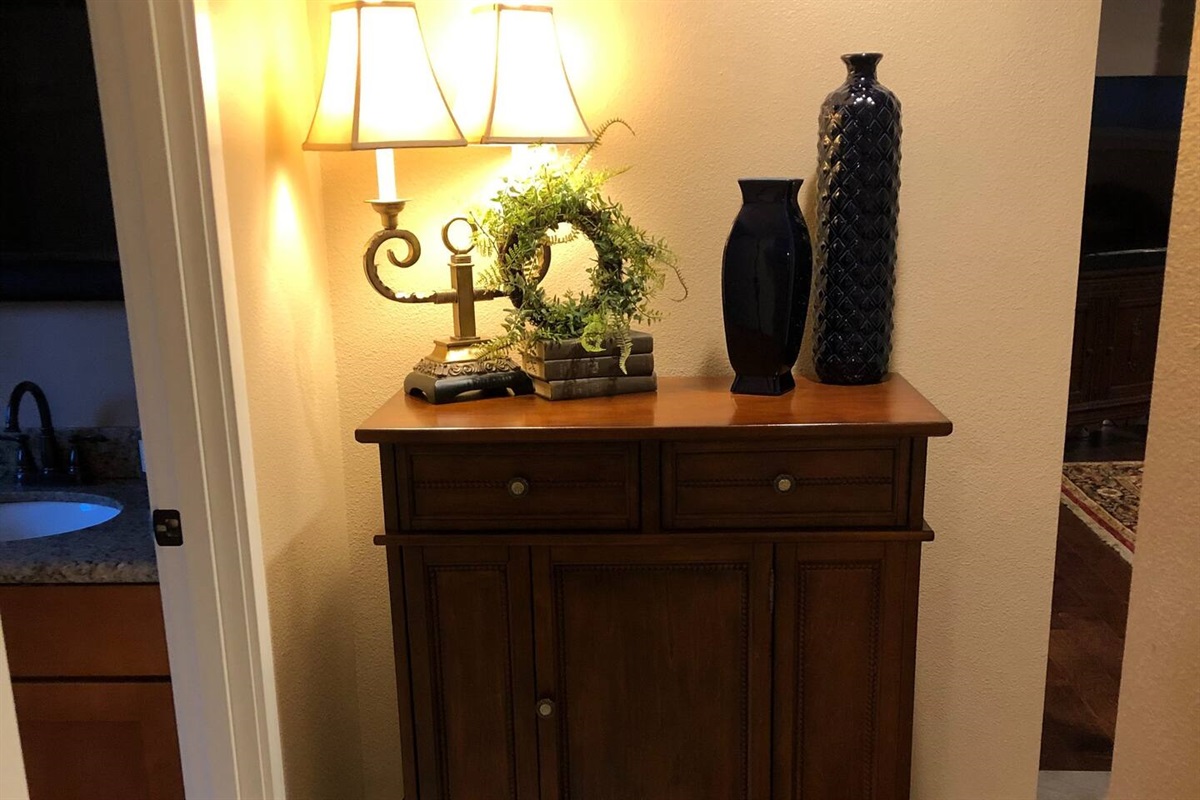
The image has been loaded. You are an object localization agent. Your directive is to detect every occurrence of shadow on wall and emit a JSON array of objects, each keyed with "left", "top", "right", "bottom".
[{"left": 270, "top": 529, "right": 365, "bottom": 794}]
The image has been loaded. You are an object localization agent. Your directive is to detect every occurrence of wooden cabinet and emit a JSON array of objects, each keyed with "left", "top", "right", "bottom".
[
  {"left": 11, "top": 682, "right": 183, "bottom": 800},
  {"left": 532, "top": 544, "right": 772, "bottom": 800},
  {"left": 771, "top": 542, "right": 919, "bottom": 800},
  {"left": 405, "top": 443, "right": 640, "bottom": 530},
  {"left": 401, "top": 546, "right": 539, "bottom": 800},
  {"left": 663, "top": 438, "right": 911, "bottom": 529},
  {"left": 359, "top": 375, "right": 951, "bottom": 800},
  {"left": 0, "top": 584, "right": 184, "bottom": 800},
  {"left": 1067, "top": 264, "right": 1164, "bottom": 428}
]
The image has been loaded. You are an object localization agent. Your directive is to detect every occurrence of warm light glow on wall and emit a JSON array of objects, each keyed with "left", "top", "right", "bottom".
[
  {"left": 303, "top": 2, "right": 465, "bottom": 149},
  {"left": 454, "top": 4, "right": 593, "bottom": 144},
  {"left": 270, "top": 176, "right": 303, "bottom": 249}
]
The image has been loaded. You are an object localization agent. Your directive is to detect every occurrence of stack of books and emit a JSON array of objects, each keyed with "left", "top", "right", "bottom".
[{"left": 522, "top": 331, "right": 657, "bottom": 400}]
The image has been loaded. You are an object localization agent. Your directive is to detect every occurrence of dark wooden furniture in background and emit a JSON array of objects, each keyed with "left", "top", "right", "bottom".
[
  {"left": 1066, "top": 261, "right": 1165, "bottom": 430},
  {"left": 359, "top": 375, "right": 951, "bottom": 800},
  {"left": 0, "top": 584, "right": 185, "bottom": 800}
]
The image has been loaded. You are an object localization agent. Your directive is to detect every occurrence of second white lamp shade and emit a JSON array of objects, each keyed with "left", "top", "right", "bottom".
[{"left": 454, "top": 4, "right": 593, "bottom": 144}]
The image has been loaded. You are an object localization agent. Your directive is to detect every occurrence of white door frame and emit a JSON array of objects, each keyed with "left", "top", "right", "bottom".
[{"left": 84, "top": 1, "right": 283, "bottom": 797}]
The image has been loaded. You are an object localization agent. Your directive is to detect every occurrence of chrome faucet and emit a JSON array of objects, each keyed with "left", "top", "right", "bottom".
[{"left": 3, "top": 381, "right": 60, "bottom": 485}]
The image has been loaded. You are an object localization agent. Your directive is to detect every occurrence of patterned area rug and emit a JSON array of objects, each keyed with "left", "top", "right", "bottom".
[{"left": 1061, "top": 461, "right": 1142, "bottom": 562}]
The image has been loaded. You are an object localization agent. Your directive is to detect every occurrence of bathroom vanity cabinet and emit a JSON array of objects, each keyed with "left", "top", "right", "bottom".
[
  {"left": 0, "top": 584, "right": 184, "bottom": 800},
  {"left": 358, "top": 375, "right": 951, "bottom": 800}
]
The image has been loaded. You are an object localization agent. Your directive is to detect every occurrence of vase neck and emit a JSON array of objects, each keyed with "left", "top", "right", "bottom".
[
  {"left": 738, "top": 178, "right": 803, "bottom": 204},
  {"left": 842, "top": 52, "right": 882, "bottom": 82}
]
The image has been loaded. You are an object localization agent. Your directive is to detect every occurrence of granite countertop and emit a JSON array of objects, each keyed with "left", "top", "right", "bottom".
[{"left": 0, "top": 479, "right": 158, "bottom": 583}]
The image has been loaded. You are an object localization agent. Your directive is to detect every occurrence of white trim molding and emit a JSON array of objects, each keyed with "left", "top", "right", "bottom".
[
  {"left": 86, "top": 1, "right": 284, "bottom": 797},
  {"left": 0, "top": 623, "right": 29, "bottom": 800}
]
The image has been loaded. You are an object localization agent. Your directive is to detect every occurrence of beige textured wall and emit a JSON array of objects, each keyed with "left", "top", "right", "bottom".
[
  {"left": 198, "top": 2, "right": 362, "bottom": 796},
  {"left": 0, "top": 623, "right": 28, "bottom": 800},
  {"left": 303, "top": 1, "right": 1101, "bottom": 798},
  {"left": 1109, "top": 20, "right": 1200, "bottom": 799}
]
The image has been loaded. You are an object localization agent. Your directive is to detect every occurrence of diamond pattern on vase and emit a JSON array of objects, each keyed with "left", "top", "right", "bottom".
[{"left": 814, "top": 53, "right": 901, "bottom": 385}]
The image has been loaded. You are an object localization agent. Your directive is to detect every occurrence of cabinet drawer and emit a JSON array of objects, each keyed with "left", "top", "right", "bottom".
[
  {"left": 404, "top": 443, "right": 639, "bottom": 530},
  {"left": 0, "top": 585, "right": 170, "bottom": 678},
  {"left": 663, "top": 439, "right": 910, "bottom": 529}
]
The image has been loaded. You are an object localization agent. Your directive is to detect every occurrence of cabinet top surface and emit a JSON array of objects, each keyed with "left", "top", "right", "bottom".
[{"left": 356, "top": 374, "right": 951, "bottom": 443}]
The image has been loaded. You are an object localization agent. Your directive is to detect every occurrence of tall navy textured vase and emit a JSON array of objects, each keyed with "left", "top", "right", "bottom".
[
  {"left": 814, "top": 52, "right": 901, "bottom": 385},
  {"left": 721, "top": 178, "right": 813, "bottom": 395}
]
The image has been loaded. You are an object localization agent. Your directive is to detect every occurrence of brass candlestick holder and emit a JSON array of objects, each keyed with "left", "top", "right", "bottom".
[{"left": 363, "top": 205, "right": 533, "bottom": 403}]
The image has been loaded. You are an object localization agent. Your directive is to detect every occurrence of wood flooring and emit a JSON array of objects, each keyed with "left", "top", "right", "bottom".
[
  {"left": 1039, "top": 505, "right": 1133, "bottom": 771},
  {"left": 1063, "top": 422, "right": 1148, "bottom": 462},
  {"left": 1042, "top": 421, "right": 1143, "bottom": 770}
]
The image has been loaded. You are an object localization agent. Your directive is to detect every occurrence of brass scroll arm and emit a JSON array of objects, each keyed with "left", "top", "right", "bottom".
[{"left": 362, "top": 200, "right": 428, "bottom": 303}]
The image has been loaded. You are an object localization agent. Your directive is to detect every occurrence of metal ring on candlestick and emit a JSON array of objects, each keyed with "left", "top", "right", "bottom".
[{"left": 442, "top": 216, "right": 477, "bottom": 255}]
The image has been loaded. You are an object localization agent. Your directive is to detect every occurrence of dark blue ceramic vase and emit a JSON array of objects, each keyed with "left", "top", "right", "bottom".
[
  {"left": 721, "top": 178, "right": 813, "bottom": 395},
  {"left": 813, "top": 52, "right": 901, "bottom": 385}
]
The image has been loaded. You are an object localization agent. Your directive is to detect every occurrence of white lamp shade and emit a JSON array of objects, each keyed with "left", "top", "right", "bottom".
[
  {"left": 454, "top": 4, "right": 593, "bottom": 145},
  {"left": 304, "top": 1, "right": 466, "bottom": 150}
]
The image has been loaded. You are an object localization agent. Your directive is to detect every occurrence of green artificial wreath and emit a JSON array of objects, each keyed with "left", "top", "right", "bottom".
[{"left": 471, "top": 120, "right": 685, "bottom": 369}]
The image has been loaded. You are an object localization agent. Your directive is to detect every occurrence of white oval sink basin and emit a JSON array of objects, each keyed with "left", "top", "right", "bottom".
[{"left": 0, "top": 495, "right": 123, "bottom": 542}]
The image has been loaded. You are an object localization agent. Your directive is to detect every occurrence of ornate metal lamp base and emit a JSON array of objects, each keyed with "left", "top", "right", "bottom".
[
  {"left": 403, "top": 338, "right": 533, "bottom": 404},
  {"left": 403, "top": 369, "right": 533, "bottom": 404}
]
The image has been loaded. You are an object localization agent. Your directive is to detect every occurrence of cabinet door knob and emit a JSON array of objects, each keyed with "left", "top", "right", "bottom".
[
  {"left": 773, "top": 473, "right": 797, "bottom": 494},
  {"left": 536, "top": 698, "right": 555, "bottom": 718},
  {"left": 507, "top": 477, "right": 530, "bottom": 498}
]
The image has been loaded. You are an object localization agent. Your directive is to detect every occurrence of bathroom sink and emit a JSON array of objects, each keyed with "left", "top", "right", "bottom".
[{"left": 0, "top": 494, "right": 123, "bottom": 542}]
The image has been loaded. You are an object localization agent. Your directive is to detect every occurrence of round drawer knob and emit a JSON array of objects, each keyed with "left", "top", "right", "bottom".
[
  {"left": 536, "top": 699, "right": 555, "bottom": 718},
  {"left": 773, "top": 473, "right": 797, "bottom": 494},
  {"left": 507, "top": 477, "right": 530, "bottom": 498}
]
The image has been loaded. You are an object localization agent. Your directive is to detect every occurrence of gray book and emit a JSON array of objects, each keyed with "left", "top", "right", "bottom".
[
  {"left": 531, "top": 330, "right": 653, "bottom": 362},
  {"left": 524, "top": 353, "right": 655, "bottom": 381},
  {"left": 532, "top": 374, "right": 658, "bottom": 401}
]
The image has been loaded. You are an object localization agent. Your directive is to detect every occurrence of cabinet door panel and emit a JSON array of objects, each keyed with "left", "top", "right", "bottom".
[
  {"left": 532, "top": 544, "right": 772, "bottom": 800},
  {"left": 404, "top": 546, "right": 538, "bottom": 800},
  {"left": 773, "top": 542, "right": 920, "bottom": 800},
  {"left": 1108, "top": 291, "right": 1162, "bottom": 401},
  {"left": 1067, "top": 292, "right": 1097, "bottom": 407},
  {"left": 1067, "top": 266, "right": 1164, "bottom": 424},
  {"left": 13, "top": 681, "right": 184, "bottom": 800}
]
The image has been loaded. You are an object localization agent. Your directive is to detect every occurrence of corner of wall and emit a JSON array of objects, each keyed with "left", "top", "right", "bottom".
[
  {"left": 198, "top": 0, "right": 364, "bottom": 796},
  {"left": 1109, "top": 13, "right": 1200, "bottom": 798}
]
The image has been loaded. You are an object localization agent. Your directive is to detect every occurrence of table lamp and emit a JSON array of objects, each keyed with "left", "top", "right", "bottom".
[
  {"left": 305, "top": 1, "right": 529, "bottom": 403},
  {"left": 306, "top": 2, "right": 596, "bottom": 404}
]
